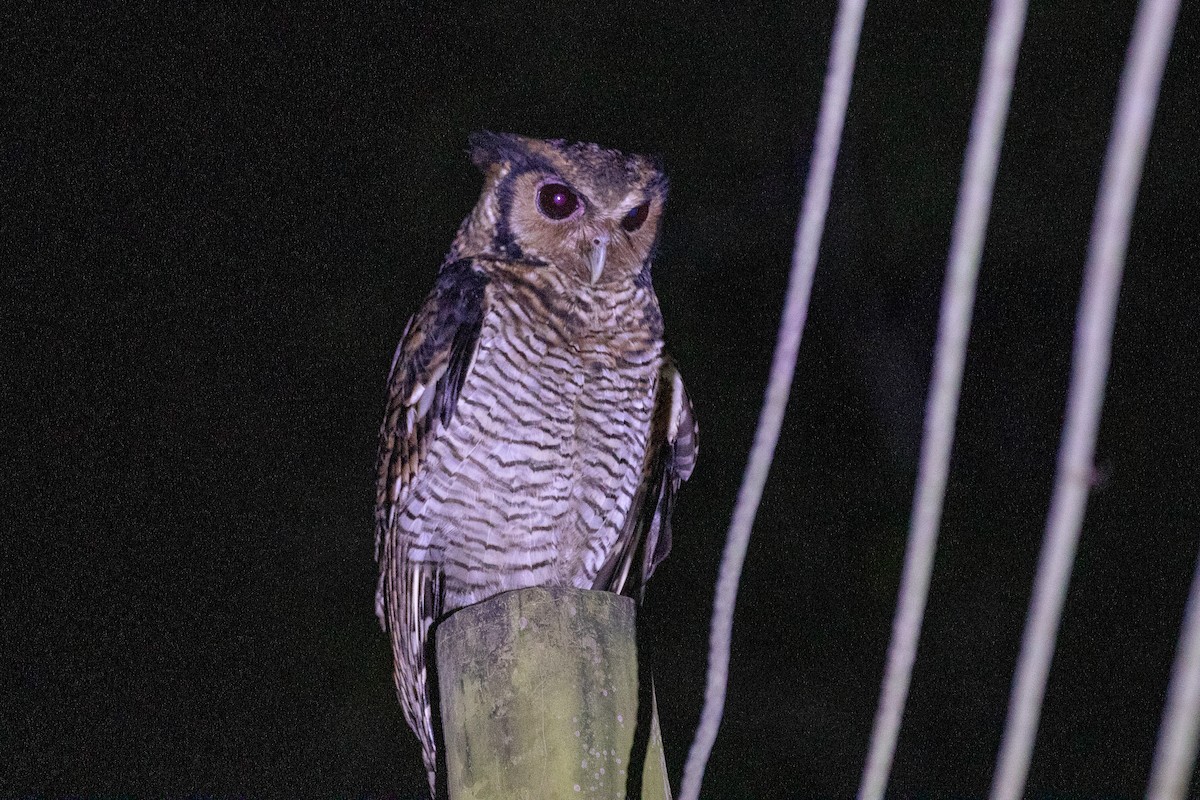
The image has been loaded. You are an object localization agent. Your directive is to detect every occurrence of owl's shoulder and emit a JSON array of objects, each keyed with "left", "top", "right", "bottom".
[{"left": 412, "top": 258, "right": 491, "bottom": 344}]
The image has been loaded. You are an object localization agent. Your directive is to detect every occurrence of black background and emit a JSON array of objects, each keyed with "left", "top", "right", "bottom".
[{"left": 6, "top": 2, "right": 1199, "bottom": 797}]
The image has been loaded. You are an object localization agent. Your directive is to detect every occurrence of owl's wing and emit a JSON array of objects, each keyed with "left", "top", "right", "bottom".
[
  {"left": 375, "top": 258, "right": 489, "bottom": 564},
  {"left": 374, "top": 258, "right": 489, "bottom": 791},
  {"left": 598, "top": 355, "right": 698, "bottom": 596},
  {"left": 374, "top": 257, "right": 487, "bottom": 532}
]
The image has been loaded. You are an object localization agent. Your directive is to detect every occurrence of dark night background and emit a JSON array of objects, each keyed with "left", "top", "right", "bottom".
[{"left": 5, "top": 2, "right": 1199, "bottom": 797}]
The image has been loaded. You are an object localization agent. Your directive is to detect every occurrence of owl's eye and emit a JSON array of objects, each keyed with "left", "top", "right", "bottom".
[
  {"left": 621, "top": 202, "right": 650, "bottom": 232},
  {"left": 536, "top": 183, "right": 580, "bottom": 220}
]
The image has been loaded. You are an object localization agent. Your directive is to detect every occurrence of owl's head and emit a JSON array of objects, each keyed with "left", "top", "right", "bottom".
[{"left": 450, "top": 132, "right": 668, "bottom": 285}]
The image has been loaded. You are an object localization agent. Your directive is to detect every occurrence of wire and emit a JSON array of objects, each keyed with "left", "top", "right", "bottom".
[
  {"left": 856, "top": 2, "right": 1027, "bottom": 797},
  {"left": 989, "top": 0, "right": 1180, "bottom": 797},
  {"left": 1147, "top": 548, "right": 1200, "bottom": 800},
  {"left": 676, "top": 1, "right": 867, "bottom": 797}
]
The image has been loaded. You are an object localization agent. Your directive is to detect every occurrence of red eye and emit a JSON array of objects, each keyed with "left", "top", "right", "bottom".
[
  {"left": 536, "top": 183, "right": 579, "bottom": 220},
  {"left": 621, "top": 202, "right": 650, "bottom": 232}
]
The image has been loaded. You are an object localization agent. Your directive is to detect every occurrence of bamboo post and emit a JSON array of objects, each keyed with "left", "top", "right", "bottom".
[{"left": 436, "top": 586, "right": 671, "bottom": 799}]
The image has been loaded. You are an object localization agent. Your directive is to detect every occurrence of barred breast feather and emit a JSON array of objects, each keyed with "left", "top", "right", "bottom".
[{"left": 374, "top": 256, "right": 696, "bottom": 794}]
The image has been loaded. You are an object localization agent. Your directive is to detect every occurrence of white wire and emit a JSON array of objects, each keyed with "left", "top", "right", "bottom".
[
  {"left": 856, "top": 1, "right": 1027, "bottom": 798},
  {"left": 1147, "top": 548, "right": 1200, "bottom": 800},
  {"left": 675, "top": 1, "right": 866, "bottom": 797},
  {"left": 989, "top": 0, "right": 1180, "bottom": 798}
]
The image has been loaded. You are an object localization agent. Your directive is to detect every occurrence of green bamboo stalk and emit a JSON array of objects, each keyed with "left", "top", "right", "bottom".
[{"left": 436, "top": 586, "right": 671, "bottom": 799}]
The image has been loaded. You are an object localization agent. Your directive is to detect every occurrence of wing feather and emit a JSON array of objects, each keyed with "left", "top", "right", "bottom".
[
  {"left": 596, "top": 356, "right": 698, "bottom": 596},
  {"left": 374, "top": 258, "right": 488, "bottom": 795}
]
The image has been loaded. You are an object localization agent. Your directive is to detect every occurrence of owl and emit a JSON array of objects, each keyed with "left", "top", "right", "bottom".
[{"left": 374, "top": 131, "right": 697, "bottom": 796}]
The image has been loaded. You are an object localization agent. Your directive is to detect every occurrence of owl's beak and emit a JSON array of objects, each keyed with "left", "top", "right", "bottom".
[{"left": 587, "top": 233, "right": 610, "bottom": 284}]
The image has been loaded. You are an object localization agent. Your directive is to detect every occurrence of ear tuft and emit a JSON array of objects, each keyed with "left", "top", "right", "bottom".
[{"left": 468, "top": 131, "right": 526, "bottom": 172}]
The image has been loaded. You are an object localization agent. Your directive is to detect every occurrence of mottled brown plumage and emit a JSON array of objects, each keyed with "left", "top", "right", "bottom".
[{"left": 375, "top": 132, "right": 697, "bottom": 796}]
